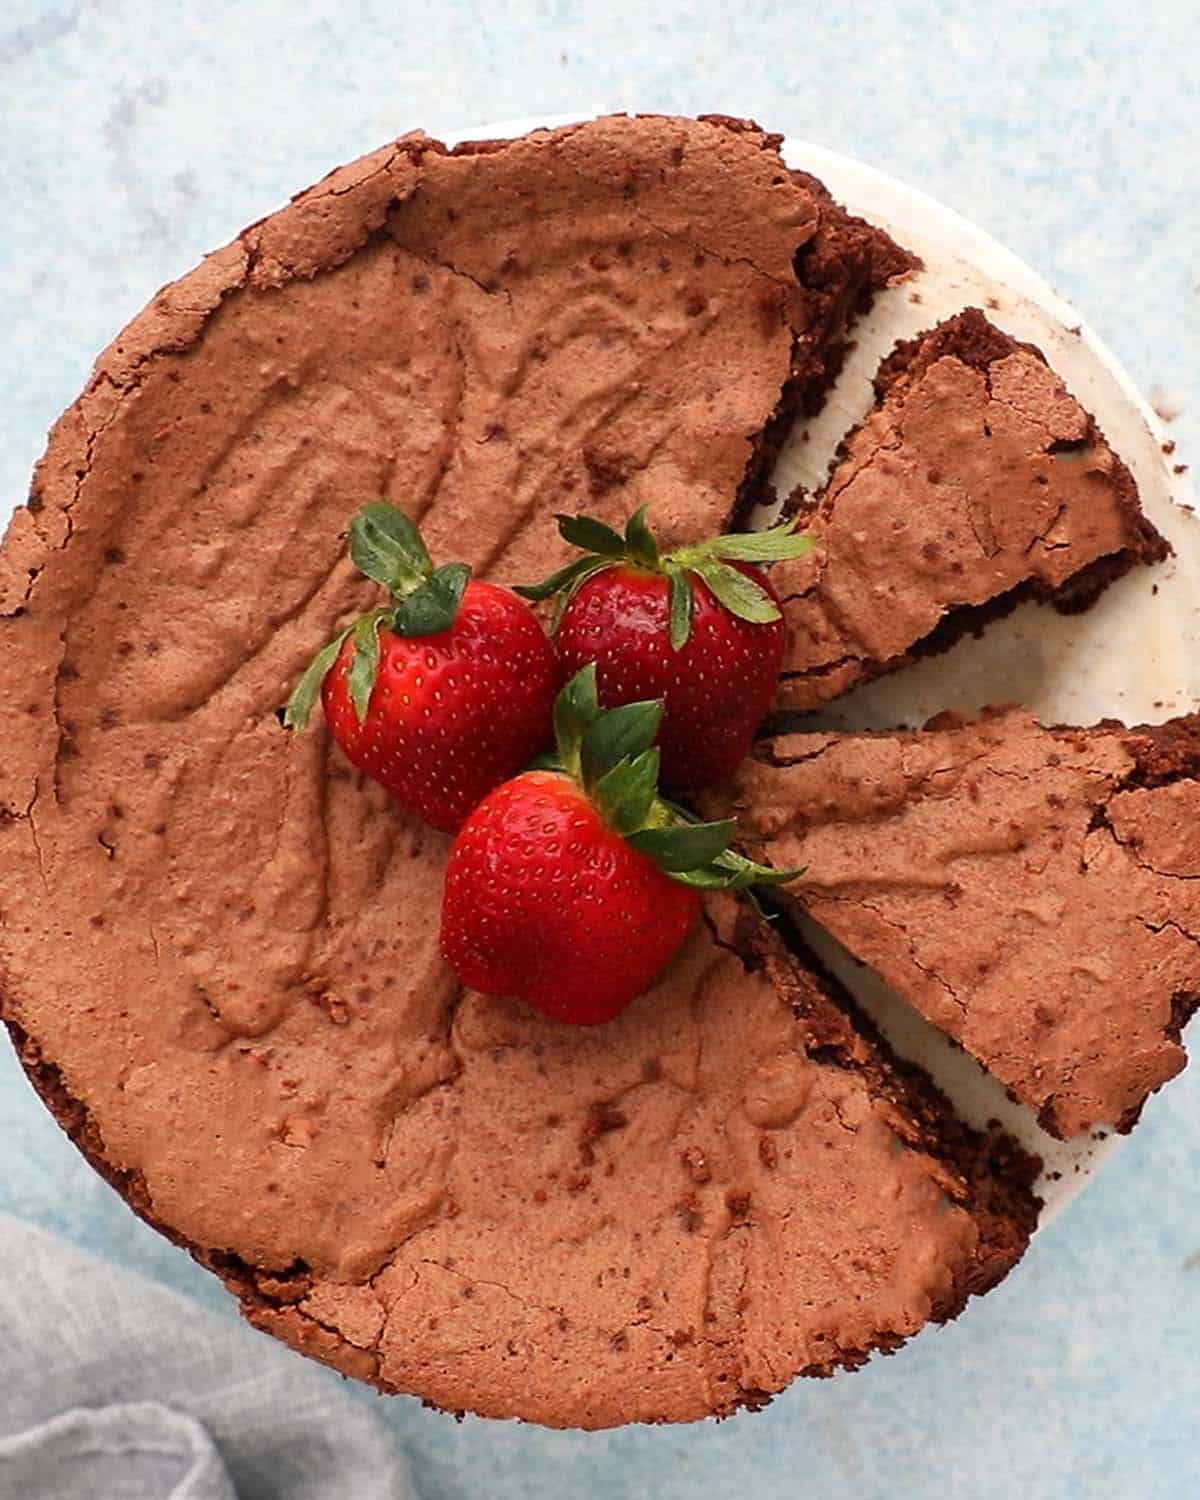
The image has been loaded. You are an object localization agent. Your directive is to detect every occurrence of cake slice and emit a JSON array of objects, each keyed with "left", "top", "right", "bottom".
[
  {"left": 770, "top": 309, "right": 1169, "bottom": 711},
  {"left": 716, "top": 708, "right": 1200, "bottom": 1138},
  {"left": 226, "top": 900, "right": 1041, "bottom": 1425}
]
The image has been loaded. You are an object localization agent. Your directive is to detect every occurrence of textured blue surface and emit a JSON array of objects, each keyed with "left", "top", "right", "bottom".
[{"left": 2, "top": 3, "right": 1198, "bottom": 1496}]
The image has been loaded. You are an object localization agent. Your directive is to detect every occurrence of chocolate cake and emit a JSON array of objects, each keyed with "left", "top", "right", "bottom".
[
  {"left": 717, "top": 708, "right": 1200, "bottom": 1139},
  {"left": 771, "top": 309, "right": 1169, "bottom": 711},
  {"left": 0, "top": 115, "right": 1045, "bottom": 1427}
]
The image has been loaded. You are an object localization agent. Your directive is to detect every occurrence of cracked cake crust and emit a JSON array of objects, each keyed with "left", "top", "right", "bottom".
[
  {"left": 716, "top": 707, "right": 1200, "bottom": 1139},
  {"left": 769, "top": 309, "right": 1169, "bottom": 711}
]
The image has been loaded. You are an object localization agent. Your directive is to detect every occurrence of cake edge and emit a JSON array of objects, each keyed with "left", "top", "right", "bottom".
[{"left": 0, "top": 895, "right": 1042, "bottom": 1427}]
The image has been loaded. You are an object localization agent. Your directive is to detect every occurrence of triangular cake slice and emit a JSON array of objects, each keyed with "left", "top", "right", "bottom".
[
  {"left": 771, "top": 310, "right": 1170, "bottom": 711},
  {"left": 717, "top": 708, "right": 1200, "bottom": 1138}
]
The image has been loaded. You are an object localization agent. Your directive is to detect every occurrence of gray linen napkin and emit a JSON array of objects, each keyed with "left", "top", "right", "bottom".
[{"left": 0, "top": 1214, "right": 412, "bottom": 1500}]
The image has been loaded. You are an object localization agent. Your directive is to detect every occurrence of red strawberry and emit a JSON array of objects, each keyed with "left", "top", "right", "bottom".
[
  {"left": 443, "top": 771, "right": 698, "bottom": 1025},
  {"left": 516, "top": 507, "right": 812, "bottom": 789},
  {"left": 440, "top": 666, "right": 793, "bottom": 1025},
  {"left": 284, "top": 503, "right": 560, "bottom": 832}
]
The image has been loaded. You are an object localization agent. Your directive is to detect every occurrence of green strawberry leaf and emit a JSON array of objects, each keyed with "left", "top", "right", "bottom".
[
  {"left": 282, "top": 625, "right": 353, "bottom": 731},
  {"left": 593, "top": 747, "right": 660, "bottom": 835},
  {"left": 624, "top": 504, "right": 660, "bottom": 569},
  {"left": 580, "top": 699, "right": 663, "bottom": 787},
  {"left": 513, "top": 558, "right": 613, "bottom": 635},
  {"left": 553, "top": 664, "right": 602, "bottom": 771},
  {"left": 392, "top": 563, "right": 470, "bottom": 637},
  {"left": 514, "top": 555, "right": 599, "bottom": 602},
  {"left": 516, "top": 508, "right": 667, "bottom": 610},
  {"left": 667, "top": 566, "right": 693, "bottom": 652},
  {"left": 346, "top": 611, "right": 385, "bottom": 722},
  {"left": 713, "top": 846, "right": 802, "bottom": 886},
  {"left": 662, "top": 850, "right": 803, "bottom": 891},
  {"left": 689, "top": 558, "right": 781, "bottom": 624},
  {"left": 627, "top": 818, "right": 735, "bottom": 871},
  {"left": 644, "top": 799, "right": 804, "bottom": 888},
  {"left": 556, "top": 513, "right": 628, "bottom": 557},
  {"left": 698, "top": 519, "right": 814, "bottom": 564},
  {"left": 349, "top": 502, "right": 432, "bottom": 596},
  {"left": 658, "top": 863, "right": 740, "bottom": 890}
]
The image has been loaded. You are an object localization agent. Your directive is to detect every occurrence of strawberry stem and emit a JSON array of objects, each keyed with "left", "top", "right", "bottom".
[
  {"left": 283, "top": 502, "right": 474, "bottom": 732},
  {"left": 515, "top": 506, "right": 813, "bottom": 650}
]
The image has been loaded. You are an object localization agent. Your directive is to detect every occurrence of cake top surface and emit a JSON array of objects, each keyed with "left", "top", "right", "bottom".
[
  {"left": 721, "top": 706, "right": 1200, "bottom": 1138},
  {"left": 772, "top": 308, "right": 1168, "bottom": 712},
  {"left": 0, "top": 115, "right": 1032, "bottom": 1428}
]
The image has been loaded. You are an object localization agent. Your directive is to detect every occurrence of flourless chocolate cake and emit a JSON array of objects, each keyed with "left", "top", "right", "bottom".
[
  {"left": 771, "top": 310, "right": 1169, "bottom": 711},
  {"left": 0, "top": 115, "right": 1049, "bottom": 1427},
  {"left": 717, "top": 708, "right": 1200, "bottom": 1139}
]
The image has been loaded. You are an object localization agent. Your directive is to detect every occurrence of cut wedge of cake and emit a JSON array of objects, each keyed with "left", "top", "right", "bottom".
[
  {"left": 8, "top": 893, "right": 1040, "bottom": 1426},
  {"left": 771, "top": 309, "right": 1169, "bottom": 711},
  {"left": 717, "top": 707, "right": 1200, "bottom": 1139}
]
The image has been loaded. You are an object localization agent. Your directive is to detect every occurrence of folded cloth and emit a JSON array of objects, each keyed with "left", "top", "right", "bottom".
[
  {"left": 0, "top": 1403, "right": 237, "bottom": 1500},
  {"left": 0, "top": 1214, "right": 411, "bottom": 1500}
]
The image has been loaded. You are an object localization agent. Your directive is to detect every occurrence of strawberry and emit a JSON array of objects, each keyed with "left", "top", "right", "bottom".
[
  {"left": 440, "top": 666, "right": 793, "bottom": 1024},
  {"left": 516, "top": 507, "right": 812, "bottom": 790},
  {"left": 284, "top": 503, "right": 560, "bottom": 832}
]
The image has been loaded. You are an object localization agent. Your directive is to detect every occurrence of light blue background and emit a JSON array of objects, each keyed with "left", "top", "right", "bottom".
[{"left": 2, "top": 3, "right": 1197, "bottom": 1496}]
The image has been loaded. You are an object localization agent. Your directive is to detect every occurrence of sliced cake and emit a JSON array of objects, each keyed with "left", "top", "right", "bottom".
[
  {"left": 0, "top": 115, "right": 1053, "bottom": 1428},
  {"left": 771, "top": 309, "right": 1169, "bottom": 711},
  {"left": 717, "top": 708, "right": 1200, "bottom": 1138}
]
